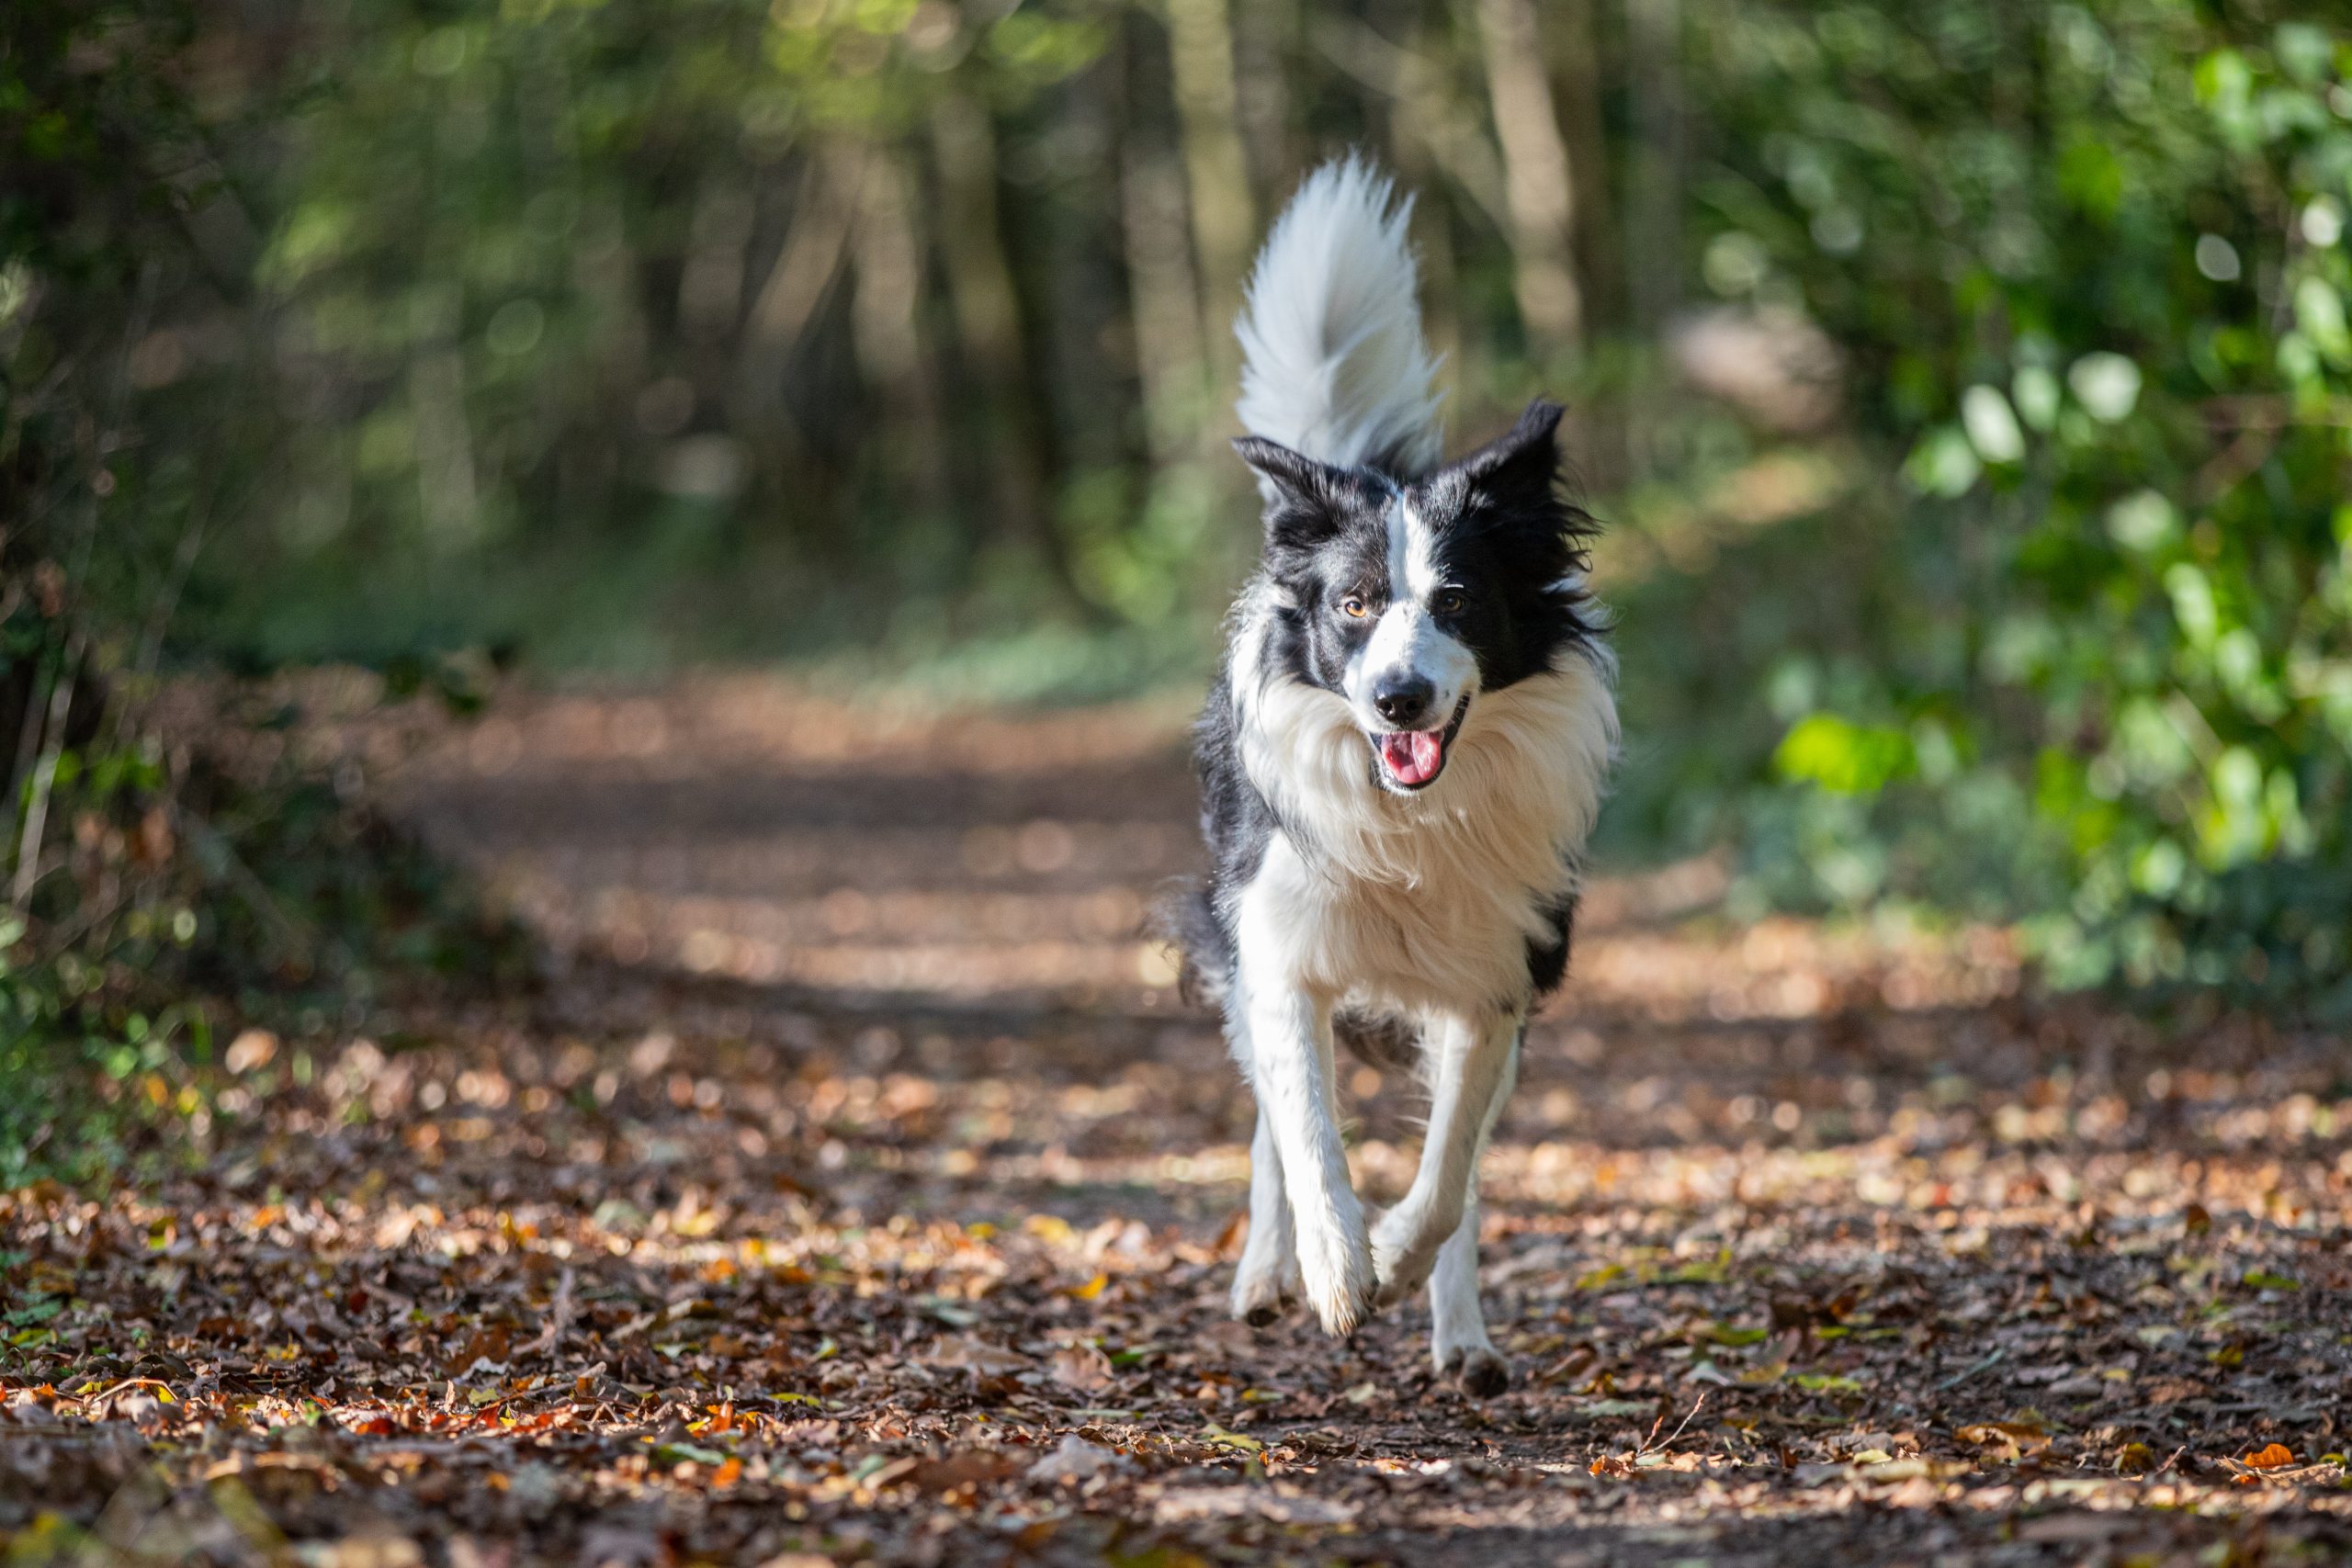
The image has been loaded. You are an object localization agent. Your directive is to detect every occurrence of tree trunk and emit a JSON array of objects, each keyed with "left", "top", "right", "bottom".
[
  {"left": 1310, "top": 12, "right": 1510, "bottom": 237},
  {"left": 1230, "top": 0, "right": 1296, "bottom": 201},
  {"left": 410, "top": 288, "right": 481, "bottom": 551},
  {"left": 926, "top": 89, "right": 1079, "bottom": 604},
  {"left": 849, "top": 145, "right": 946, "bottom": 515},
  {"left": 1474, "top": 0, "right": 1582, "bottom": 356},
  {"left": 1550, "top": 0, "right": 1624, "bottom": 336},
  {"left": 731, "top": 147, "right": 861, "bottom": 544},
  {"left": 1162, "top": 0, "right": 1256, "bottom": 400},
  {"left": 1625, "top": 0, "right": 1684, "bottom": 335},
  {"left": 1121, "top": 131, "right": 1210, "bottom": 468},
  {"left": 736, "top": 144, "right": 862, "bottom": 433}
]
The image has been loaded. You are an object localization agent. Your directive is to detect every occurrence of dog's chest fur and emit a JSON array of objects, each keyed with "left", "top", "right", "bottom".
[{"left": 1225, "top": 597, "right": 1617, "bottom": 1014}]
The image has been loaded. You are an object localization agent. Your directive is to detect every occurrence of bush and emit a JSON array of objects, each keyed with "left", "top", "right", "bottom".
[
  {"left": 1677, "top": 5, "right": 2352, "bottom": 1004},
  {"left": 2, "top": 2, "right": 528, "bottom": 1180}
]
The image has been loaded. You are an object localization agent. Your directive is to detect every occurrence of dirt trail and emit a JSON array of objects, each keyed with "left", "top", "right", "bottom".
[{"left": 6, "top": 679, "right": 2352, "bottom": 1566}]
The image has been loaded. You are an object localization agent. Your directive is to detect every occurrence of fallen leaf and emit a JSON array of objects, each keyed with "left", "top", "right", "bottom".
[
  {"left": 920, "top": 1337, "right": 1028, "bottom": 1376},
  {"left": 1048, "top": 1345, "right": 1112, "bottom": 1393},
  {"left": 1155, "top": 1487, "right": 1355, "bottom": 1525},
  {"left": 1028, "top": 1434, "right": 1128, "bottom": 1484},
  {"left": 1199, "top": 1422, "right": 1262, "bottom": 1453},
  {"left": 1956, "top": 1422, "right": 2052, "bottom": 1461}
]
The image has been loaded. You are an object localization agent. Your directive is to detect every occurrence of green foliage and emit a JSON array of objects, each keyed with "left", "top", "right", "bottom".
[
  {"left": 197, "top": 0, "right": 1143, "bottom": 670},
  {"left": 16, "top": 0, "right": 2352, "bottom": 1023},
  {"left": 1672, "top": 3, "right": 2352, "bottom": 1004},
  {"left": 2, "top": 1, "right": 529, "bottom": 1181}
]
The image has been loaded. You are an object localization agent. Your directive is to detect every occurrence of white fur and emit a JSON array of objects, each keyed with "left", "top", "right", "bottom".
[
  {"left": 1224, "top": 630, "right": 1615, "bottom": 1338},
  {"left": 1234, "top": 611, "right": 1617, "bottom": 952},
  {"left": 1345, "top": 495, "right": 1477, "bottom": 739},
  {"left": 1230, "top": 845, "right": 1374, "bottom": 1336},
  {"left": 1216, "top": 159, "right": 1618, "bottom": 1378},
  {"left": 1428, "top": 1032, "right": 1516, "bottom": 1377},
  {"left": 1235, "top": 157, "right": 1444, "bottom": 477},
  {"left": 1371, "top": 1010, "right": 1518, "bottom": 1306},
  {"left": 1397, "top": 494, "right": 1441, "bottom": 601},
  {"left": 1230, "top": 1104, "right": 1300, "bottom": 1321}
]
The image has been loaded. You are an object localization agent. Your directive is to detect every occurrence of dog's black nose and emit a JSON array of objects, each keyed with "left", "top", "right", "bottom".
[{"left": 1373, "top": 676, "right": 1434, "bottom": 727}]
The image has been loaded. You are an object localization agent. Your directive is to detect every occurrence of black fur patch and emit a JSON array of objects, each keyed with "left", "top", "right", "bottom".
[
  {"left": 1234, "top": 401, "right": 1603, "bottom": 705},
  {"left": 1177, "top": 399, "right": 1607, "bottom": 1024},
  {"left": 1524, "top": 891, "right": 1577, "bottom": 1002}
]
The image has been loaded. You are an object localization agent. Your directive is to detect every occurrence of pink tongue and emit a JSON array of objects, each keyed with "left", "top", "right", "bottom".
[{"left": 1379, "top": 728, "right": 1444, "bottom": 785}]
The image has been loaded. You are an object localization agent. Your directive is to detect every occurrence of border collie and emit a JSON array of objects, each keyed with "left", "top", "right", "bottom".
[{"left": 1169, "top": 157, "right": 1617, "bottom": 1395}]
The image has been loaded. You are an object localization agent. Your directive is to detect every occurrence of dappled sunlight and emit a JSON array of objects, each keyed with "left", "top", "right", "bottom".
[
  {"left": 11, "top": 682, "right": 2351, "bottom": 1562},
  {"left": 15, "top": 0, "right": 2352, "bottom": 1559}
]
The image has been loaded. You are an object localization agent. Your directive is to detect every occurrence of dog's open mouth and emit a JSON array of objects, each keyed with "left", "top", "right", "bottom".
[{"left": 1371, "top": 697, "right": 1471, "bottom": 791}]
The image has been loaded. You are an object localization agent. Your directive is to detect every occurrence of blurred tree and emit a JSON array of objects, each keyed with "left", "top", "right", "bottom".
[
  {"left": 19, "top": 0, "right": 2352, "bottom": 1011},
  {"left": 1666, "top": 3, "right": 2352, "bottom": 1004},
  {"left": 1476, "top": 0, "right": 1584, "bottom": 352},
  {"left": 1162, "top": 0, "right": 1256, "bottom": 396},
  {"left": 2, "top": 0, "right": 527, "bottom": 1174}
]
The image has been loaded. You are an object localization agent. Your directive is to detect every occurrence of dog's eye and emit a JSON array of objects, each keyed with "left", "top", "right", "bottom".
[
  {"left": 1340, "top": 595, "right": 1368, "bottom": 618},
  {"left": 1433, "top": 590, "right": 1467, "bottom": 615}
]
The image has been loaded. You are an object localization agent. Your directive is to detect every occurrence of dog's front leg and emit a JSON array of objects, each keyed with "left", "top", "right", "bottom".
[
  {"left": 1372, "top": 1010, "right": 1521, "bottom": 1306},
  {"left": 1229, "top": 1104, "right": 1301, "bottom": 1325},
  {"left": 1238, "top": 973, "right": 1374, "bottom": 1336}
]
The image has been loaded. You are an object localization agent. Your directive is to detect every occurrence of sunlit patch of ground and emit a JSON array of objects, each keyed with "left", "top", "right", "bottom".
[{"left": 7, "top": 679, "right": 2351, "bottom": 1565}]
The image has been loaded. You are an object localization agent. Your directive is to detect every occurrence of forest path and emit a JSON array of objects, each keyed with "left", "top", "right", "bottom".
[{"left": 9, "top": 678, "right": 2352, "bottom": 1566}]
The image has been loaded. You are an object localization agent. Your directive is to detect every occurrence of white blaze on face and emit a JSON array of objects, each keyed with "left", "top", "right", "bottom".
[{"left": 1344, "top": 492, "right": 1478, "bottom": 739}]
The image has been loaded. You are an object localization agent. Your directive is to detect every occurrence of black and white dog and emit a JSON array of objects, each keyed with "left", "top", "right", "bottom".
[{"left": 1170, "top": 158, "right": 1617, "bottom": 1395}]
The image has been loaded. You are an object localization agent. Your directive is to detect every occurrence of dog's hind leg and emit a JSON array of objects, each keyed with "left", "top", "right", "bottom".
[
  {"left": 1371, "top": 1011, "right": 1521, "bottom": 1308},
  {"left": 1426, "top": 1037, "right": 1518, "bottom": 1395},
  {"left": 1430, "top": 1191, "right": 1509, "bottom": 1395},
  {"left": 1230, "top": 1105, "right": 1302, "bottom": 1325}
]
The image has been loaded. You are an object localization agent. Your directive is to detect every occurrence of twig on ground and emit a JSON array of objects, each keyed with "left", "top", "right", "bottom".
[
  {"left": 11, "top": 632, "right": 83, "bottom": 908},
  {"left": 1639, "top": 1393, "right": 1707, "bottom": 1458},
  {"left": 525, "top": 1267, "right": 578, "bottom": 1359},
  {"left": 1935, "top": 1346, "right": 2005, "bottom": 1391}
]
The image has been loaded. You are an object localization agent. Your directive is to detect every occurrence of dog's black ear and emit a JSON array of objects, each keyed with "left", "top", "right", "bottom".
[
  {"left": 1234, "top": 435, "right": 1340, "bottom": 503},
  {"left": 1233, "top": 435, "right": 1349, "bottom": 549},
  {"left": 1454, "top": 399, "right": 1564, "bottom": 503}
]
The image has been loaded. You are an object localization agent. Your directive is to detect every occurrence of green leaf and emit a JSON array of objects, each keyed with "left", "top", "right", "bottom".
[
  {"left": 653, "top": 1441, "right": 729, "bottom": 1466},
  {"left": 1792, "top": 1373, "right": 1865, "bottom": 1393},
  {"left": 1704, "top": 1324, "right": 1770, "bottom": 1347},
  {"left": 1199, "top": 1423, "right": 1263, "bottom": 1453},
  {"left": 1775, "top": 714, "right": 1917, "bottom": 795}
]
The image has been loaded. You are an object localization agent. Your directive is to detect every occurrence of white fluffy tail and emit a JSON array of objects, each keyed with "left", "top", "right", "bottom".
[{"left": 1234, "top": 155, "right": 1444, "bottom": 476}]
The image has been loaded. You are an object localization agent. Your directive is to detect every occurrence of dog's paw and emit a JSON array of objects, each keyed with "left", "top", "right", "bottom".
[
  {"left": 1306, "top": 1272, "right": 1375, "bottom": 1337},
  {"left": 1438, "top": 1342, "right": 1511, "bottom": 1398},
  {"left": 1454, "top": 1348, "right": 1511, "bottom": 1398},
  {"left": 1296, "top": 1227, "right": 1377, "bottom": 1337},
  {"left": 1229, "top": 1269, "right": 1292, "bottom": 1327},
  {"left": 1230, "top": 1229, "right": 1304, "bottom": 1327},
  {"left": 1369, "top": 1206, "right": 1443, "bottom": 1307}
]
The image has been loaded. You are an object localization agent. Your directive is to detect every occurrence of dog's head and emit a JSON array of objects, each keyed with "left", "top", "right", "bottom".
[{"left": 1236, "top": 400, "right": 1600, "bottom": 795}]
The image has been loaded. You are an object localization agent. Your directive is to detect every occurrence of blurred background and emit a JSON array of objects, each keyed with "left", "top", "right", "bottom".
[{"left": 7, "top": 0, "right": 2352, "bottom": 1138}]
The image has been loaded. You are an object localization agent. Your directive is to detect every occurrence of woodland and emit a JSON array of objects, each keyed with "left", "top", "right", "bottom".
[{"left": 6, "top": 2, "right": 2352, "bottom": 1562}]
